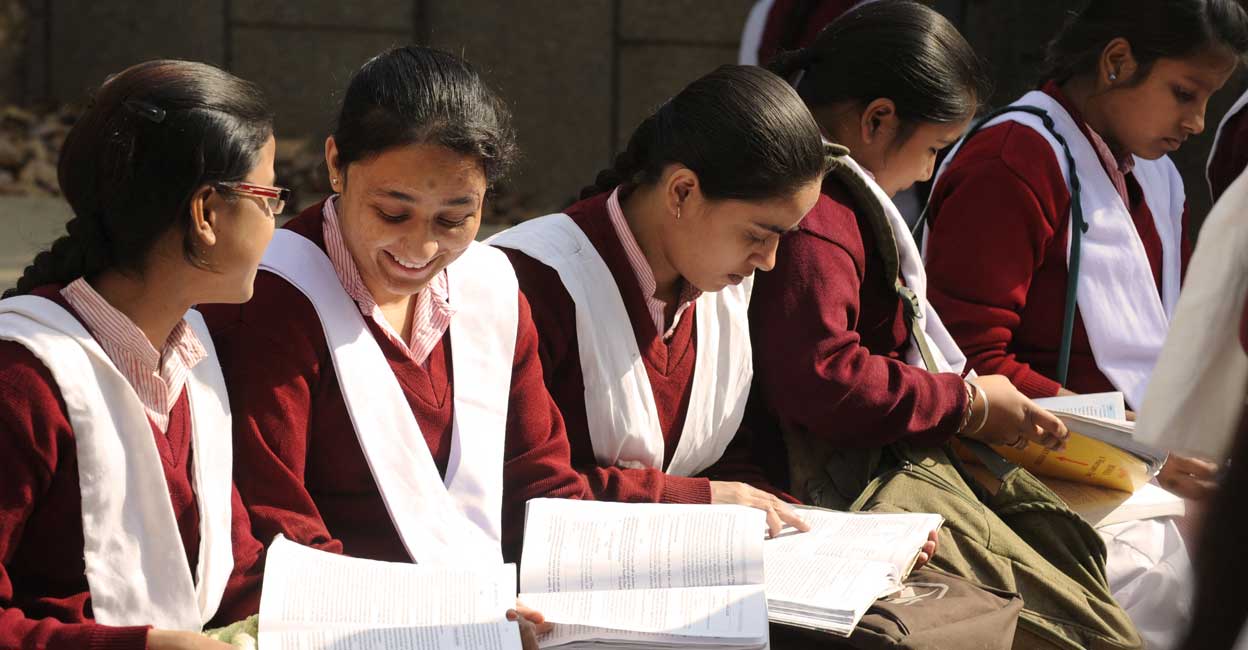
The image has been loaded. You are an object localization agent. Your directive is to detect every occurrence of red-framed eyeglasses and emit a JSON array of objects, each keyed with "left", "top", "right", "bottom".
[{"left": 217, "top": 181, "right": 291, "bottom": 216}]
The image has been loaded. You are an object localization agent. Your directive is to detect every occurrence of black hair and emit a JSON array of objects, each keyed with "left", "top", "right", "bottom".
[
  {"left": 581, "top": 64, "right": 828, "bottom": 201},
  {"left": 332, "top": 46, "right": 518, "bottom": 187},
  {"left": 771, "top": 0, "right": 991, "bottom": 129},
  {"left": 1044, "top": 0, "right": 1248, "bottom": 83},
  {"left": 6, "top": 59, "right": 273, "bottom": 298}
]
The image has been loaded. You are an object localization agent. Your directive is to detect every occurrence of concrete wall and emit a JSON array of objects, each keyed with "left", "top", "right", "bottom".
[{"left": 6, "top": 0, "right": 1246, "bottom": 225}]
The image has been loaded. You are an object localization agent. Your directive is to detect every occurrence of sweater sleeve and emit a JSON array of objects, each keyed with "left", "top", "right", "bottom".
[
  {"left": 0, "top": 345, "right": 151, "bottom": 650},
  {"left": 500, "top": 247, "right": 712, "bottom": 506},
  {"left": 500, "top": 291, "right": 595, "bottom": 562},
  {"left": 200, "top": 282, "right": 345, "bottom": 558},
  {"left": 749, "top": 200, "right": 967, "bottom": 449},
  {"left": 924, "top": 124, "right": 1068, "bottom": 398}
]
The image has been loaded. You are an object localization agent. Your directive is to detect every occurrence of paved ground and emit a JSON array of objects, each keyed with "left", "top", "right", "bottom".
[
  {"left": 0, "top": 197, "right": 74, "bottom": 292},
  {"left": 0, "top": 197, "right": 510, "bottom": 293}
]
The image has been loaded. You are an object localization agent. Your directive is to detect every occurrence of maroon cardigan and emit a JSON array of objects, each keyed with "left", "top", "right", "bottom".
[{"left": 746, "top": 175, "right": 969, "bottom": 489}]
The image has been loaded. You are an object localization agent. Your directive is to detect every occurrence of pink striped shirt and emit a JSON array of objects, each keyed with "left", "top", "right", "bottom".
[
  {"left": 322, "top": 197, "right": 454, "bottom": 366},
  {"left": 1085, "top": 124, "right": 1135, "bottom": 206},
  {"left": 60, "top": 278, "right": 207, "bottom": 433},
  {"left": 606, "top": 188, "right": 701, "bottom": 341}
]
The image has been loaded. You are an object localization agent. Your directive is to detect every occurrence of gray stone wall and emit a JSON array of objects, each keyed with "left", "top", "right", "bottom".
[{"left": 5, "top": 0, "right": 1246, "bottom": 225}]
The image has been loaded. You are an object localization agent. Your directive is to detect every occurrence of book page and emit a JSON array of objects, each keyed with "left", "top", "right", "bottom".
[
  {"left": 1035, "top": 392, "right": 1127, "bottom": 421},
  {"left": 765, "top": 509, "right": 942, "bottom": 576},
  {"left": 519, "top": 499, "right": 766, "bottom": 594},
  {"left": 259, "top": 536, "right": 521, "bottom": 650},
  {"left": 519, "top": 584, "right": 767, "bottom": 638}
]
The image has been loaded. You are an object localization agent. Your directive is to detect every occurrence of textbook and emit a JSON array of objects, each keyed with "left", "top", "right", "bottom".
[
  {"left": 517, "top": 499, "right": 943, "bottom": 647},
  {"left": 257, "top": 535, "right": 523, "bottom": 650},
  {"left": 987, "top": 392, "right": 1168, "bottom": 493}
]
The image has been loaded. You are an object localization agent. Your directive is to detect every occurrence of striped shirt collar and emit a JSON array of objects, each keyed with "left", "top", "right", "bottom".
[
  {"left": 605, "top": 187, "right": 700, "bottom": 341},
  {"left": 321, "top": 197, "right": 455, "bottom": 367},
  {"left": 60, "top": 278, "right": 205, "bottom": 433}
]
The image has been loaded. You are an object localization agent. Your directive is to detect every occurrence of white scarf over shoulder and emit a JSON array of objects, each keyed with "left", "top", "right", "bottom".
[{"left": 0, "top": 297, "right": 234, "bottom": 630}]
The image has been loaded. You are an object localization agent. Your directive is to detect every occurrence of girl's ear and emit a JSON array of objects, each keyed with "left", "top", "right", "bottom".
[
  {"left": 860, "top": 98, "right": 900, "bottom": 146},
  {"left": 325, "top": 135, "right": 344, "bottom": 191},
  {"left": 664, "top": 166, "right": 699, "bottom": 216},
  {"left": 1101, "top": 37, "right": 1139, "bottom": 85},
  {"left": 188, "top": 185, "right": 219, "bottom": 248}
]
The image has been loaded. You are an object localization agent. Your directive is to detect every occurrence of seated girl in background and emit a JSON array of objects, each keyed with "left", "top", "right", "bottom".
[
  {"left": 0, "top": 60, "right": 276, "bottom": 650},
  {"left": 923, "top": 0, "right": 1248, "bottom": 645}
]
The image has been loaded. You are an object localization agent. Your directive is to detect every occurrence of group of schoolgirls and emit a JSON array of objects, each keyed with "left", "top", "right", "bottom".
[{"left": 3, "top": 1, "right": 1248, "bottom": 649}]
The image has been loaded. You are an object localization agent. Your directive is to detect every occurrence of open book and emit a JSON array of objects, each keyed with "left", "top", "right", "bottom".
[
  {"left": 517, "top": 499, "right": 942, "bottom": 646},
  {"left": 987, "top": 392, "right": 1169, "bottom": 492},
  {"left": 258, "top": 535, "right": 523, "bottom": 650},
  {"left": 764, "top": 506, "right": 943, "bottom": 635}
]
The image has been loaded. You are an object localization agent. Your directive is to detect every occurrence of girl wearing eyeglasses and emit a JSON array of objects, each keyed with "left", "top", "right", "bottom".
[
  {"left": 202, "top": 46, "right": 591, "bottom": 610},
  {"left": 0, "top": 60, "right": 278, "bottom": 650}
]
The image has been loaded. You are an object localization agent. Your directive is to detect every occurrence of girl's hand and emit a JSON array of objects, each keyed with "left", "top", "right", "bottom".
[
  {"left": 709, "top": 481, "right": 810, "bottom": 538},
  {"left": 509, "top": 608, "right": 544, "bottom": 650},
  {"left": 961, "top": 375, "right": 1068, "bottom": 451}
]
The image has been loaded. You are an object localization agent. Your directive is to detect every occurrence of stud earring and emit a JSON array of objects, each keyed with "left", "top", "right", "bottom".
[
  {"left": 331, "top": 177, "right": 339, "bottom": 185},
  {"left": 1109, "top": 73, "right": 1118, "bottom": 82},
  {"left": 676, "top": 204, "right": 682, "bottom": 220}
]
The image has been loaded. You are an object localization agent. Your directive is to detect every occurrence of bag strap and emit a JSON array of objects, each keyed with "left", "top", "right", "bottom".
[{"left": 913, "top": 105, "right": 1087, "bottom": 386}]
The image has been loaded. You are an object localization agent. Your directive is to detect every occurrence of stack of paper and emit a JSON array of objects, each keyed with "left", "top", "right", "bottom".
[
  {"left": 764, "top": 508, "right": 944, "bottom": 636},
  {"left": 258, "top": 535, "right": 522, "bottom": 650}
]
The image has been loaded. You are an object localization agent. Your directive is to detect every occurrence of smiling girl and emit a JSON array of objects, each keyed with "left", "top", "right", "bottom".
[{"left": 202, "top": 46, "right": 592, "bottom": 582}]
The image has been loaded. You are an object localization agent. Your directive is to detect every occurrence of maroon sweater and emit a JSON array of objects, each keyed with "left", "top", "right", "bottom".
[
  {"left": 202, "top": 203, "right": 591, "bottom": 565},
  {"left": 499, "top": 192, "right": 789, "bottom": 504},
  {"left": 0, "top": 287, "right": 263, "bottom": 650},
  {"left": 746, "top": 176, "right": 969, "bottom": 488},
  {"left": 1209, "top": 103, "right": 1248, "bottom": 202},
  {"left": 925, "top": 82, "right": 1190, "bottom": 404}
]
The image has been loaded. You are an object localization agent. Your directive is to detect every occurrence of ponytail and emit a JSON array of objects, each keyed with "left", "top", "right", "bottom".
[{"left": 582, "top": 65, "right": 828, "bottom": 204}]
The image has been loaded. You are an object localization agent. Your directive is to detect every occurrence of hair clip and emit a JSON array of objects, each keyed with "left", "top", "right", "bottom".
[{"left": 123, "top": 99, "right": 166, "bottom": 124}]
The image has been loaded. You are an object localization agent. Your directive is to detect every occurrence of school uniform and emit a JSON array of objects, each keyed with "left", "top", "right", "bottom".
[
  {"left": 202, "top": 198, "right": 591, "bottom": 566},
  {"left": 491, "top": 189, "right": 786, "bottom": 505},
  {"left": 0, "top": 282, "right": 263, "bottom": 650},
  {"left": 925, "top": 81, "right": 1191, "bottom": 409},
  {"left": 745, "top": 160, "right": 968, "bottom": 490},
  {"left": 1208, "top": 89, "right": 1248, "bottom": 202},
  {"left": 927, "top": 81, "right": 1195, "bottom": 648}
]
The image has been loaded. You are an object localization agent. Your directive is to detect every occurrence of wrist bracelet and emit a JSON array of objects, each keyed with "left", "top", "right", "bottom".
[{"left": 969, "top": 381, "right": 990, "bottom": 436}]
